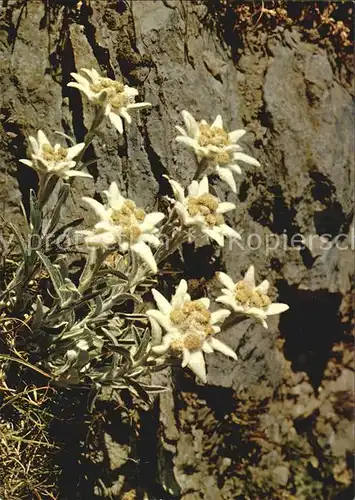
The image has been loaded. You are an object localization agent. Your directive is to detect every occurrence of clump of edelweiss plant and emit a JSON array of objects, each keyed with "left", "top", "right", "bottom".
[{"left": 0, "top": 67, "right": 289, "bottom": 411}]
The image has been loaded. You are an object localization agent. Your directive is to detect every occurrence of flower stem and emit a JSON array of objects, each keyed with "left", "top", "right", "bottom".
[
  {"left": 154, "top": 229, "right": 188, "bottom": 265},
  {"left": 78, "top": 248, "right": 108, "bottom": 294},
  {"left": 75, "top": 107, "right": 105, "bottom": 169},
  {"left": 221, "top": 312, "right": 246, "bottom": 331},
  {"left": 193, "top": 157, "right": 209, "bottom": 181}
]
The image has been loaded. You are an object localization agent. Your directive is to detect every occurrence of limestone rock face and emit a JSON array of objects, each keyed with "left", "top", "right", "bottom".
[{"left": 0, "top": 1, "right": 353, "bottom": 498}]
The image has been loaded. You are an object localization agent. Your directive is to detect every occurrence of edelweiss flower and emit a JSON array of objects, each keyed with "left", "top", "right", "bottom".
[
  {"left": 68, "top": 68, "right": 151, "bottom": 134},
  {"left": 19, "top": 130, "right": 88, "bottom": 180},
  {"left": 167, "top": 176, "right": 240, "bottom": 246},
  {"left": 216, "top": 266, "right": 289, "bottom": 329},
  {"left": 147, "top": 279, "right": 237, "bottom": 383},
  {"left": 176, "top": 110, "right": 260, "bottom": 192},
  {"left": 78, "top": 182, "right": 164, "bottom": 273}
]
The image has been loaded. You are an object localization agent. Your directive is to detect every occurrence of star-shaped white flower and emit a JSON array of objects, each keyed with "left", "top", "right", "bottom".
[
  {"left": 147, "top": 279, "right": 237, "bottom": 383},
  {"left": 19, "top": 130, "right": 89, "bottom": 180},
  {"left": 167, "top": 175, "right": 240, "bottom": 246},
  {"left": 68, "top": 68, "right": 151, "bottom": 134},
  {"left": 176, "top": 110, "right": 260, "bottom": 192},
  {"left": 78, "top": 182, "right": 164, "bottom": 273},
  {"left": 216, "top": 266, "right": 289, "bottom": 329}
]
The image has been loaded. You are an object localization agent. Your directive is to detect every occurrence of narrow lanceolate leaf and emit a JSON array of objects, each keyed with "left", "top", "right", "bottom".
[
  {"left": 115, "top": 340, "right": 136, "bottom": 346},
  {"left": 19, "top": 199, "right": 30, "bottom": 233},
  {"left": 97, "top": 268, "right": 128, "bottom": 281},
  {"left": 36, "top": 251, "right": 65, "bottom": 303},
  {"left": 107, "top": 345, "right": 133, "bottom": 365},
  {"left": 51, "top": 218, "right": 84, "bottom": 241},
  {"left": 101, "top": 326, "right": 119, "bottom": 346},
  {"left": 93, "top": 295, "right": 104, "bottom": 316},
  {"left": 133, "top": 328, "right": 150, "bottom": 363},
  {"left": 59, "top": 280, "right": 81, "bottom": 306},
  {"left": 87, "top": 382, "right": 102, "bottom": 413},
  {"left": 39, "top": 175, "right": 58, "bottom": 207},
  {"left": 109, "top": 292, "right": 142, "bottom": 307},
  {"left": 80, "top": 158, "right": 98, "bottom": 170},
  {"left": 132, "top": 324, "right": 141, "bottom": 345},
  {"left": 145, "top": 361, "right": 171, "bottom": 372},
  {"left": 10, "top": 223, "right": 27, "bottom": 258},
  {"left": 124, "top": 377, "right": 151, "bottom": 404},
  {"left": 29, "top": 189, "right": 42, "bottom": 233},
  {"left": 54, "top": 130, "right": 76, "bottom": 145},
  {"left": 138, "top": 277, "right": 158, "bottom": 288},
  {"left": 55, "top": 255, "right": 70, "bottom": 280},
  {"left": 31, "top": 295, "right": 45, "bottom": 331},
  {"left": 45, "top": 183, "right": 70, "bottom": 235},
  {"left": 138, "top": 383, "right": 170, "bottom": 394},
  {"left": 117, "top": 312, "right": 148, "bottom": 321}
]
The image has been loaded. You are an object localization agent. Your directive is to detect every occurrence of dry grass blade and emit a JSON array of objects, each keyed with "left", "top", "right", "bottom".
[{"left": 0, "top": 386, "right": 59, "bottom": 498}]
